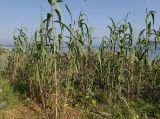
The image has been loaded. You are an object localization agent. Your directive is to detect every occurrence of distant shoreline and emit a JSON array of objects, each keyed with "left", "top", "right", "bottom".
[{"left": 149, "top": 41, "right": 160, "bottom": 45}]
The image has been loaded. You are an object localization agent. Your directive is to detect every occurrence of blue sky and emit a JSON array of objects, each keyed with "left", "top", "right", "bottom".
[{"left": 0, "top": 0, "right": 160, "bottom": 45}]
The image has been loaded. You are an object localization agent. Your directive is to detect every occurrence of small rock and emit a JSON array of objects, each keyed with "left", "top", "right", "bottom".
[{"left": 0, "top": 101, "right": 7, "bottom": 109}]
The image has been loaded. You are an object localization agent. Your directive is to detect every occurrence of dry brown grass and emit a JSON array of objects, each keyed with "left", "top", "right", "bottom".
[{"left": 0, "top": 48, "right": 9, "bottom": 65}]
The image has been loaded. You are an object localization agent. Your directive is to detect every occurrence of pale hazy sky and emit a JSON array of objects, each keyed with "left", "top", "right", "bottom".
[{"left": 0, "top": 0, "right": 160, "bottom": 45}]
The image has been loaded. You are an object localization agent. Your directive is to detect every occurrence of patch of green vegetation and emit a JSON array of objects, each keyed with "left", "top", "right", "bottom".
[
  {"left": 0, "top": 45, "right": 3, "bottom": 55},
  {"left": 81, "top": 99, "right": 160, "bottom": 119},
  {"left": 0, "top": 78, "right": 19, "bottom": 110},
  {"left": 0, "top": 49, "right": 2, "bottom": 55},
  {"left": 129, "top": 100, "right": 160, "bottom": 119}
]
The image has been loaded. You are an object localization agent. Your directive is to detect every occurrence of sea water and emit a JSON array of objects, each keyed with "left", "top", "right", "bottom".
[{"left": 2, "top": 44, "right": 160, "bottom": 59}]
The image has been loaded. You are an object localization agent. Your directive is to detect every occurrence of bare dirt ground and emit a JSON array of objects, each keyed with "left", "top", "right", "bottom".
[
  {"left": 0, "top": 103, "right": 43, "bottom": 119},
  {"left": 0, "top": 104, "right": 82, "bottom": 119}
]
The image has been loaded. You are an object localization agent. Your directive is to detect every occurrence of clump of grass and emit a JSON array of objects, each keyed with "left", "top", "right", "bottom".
[{"left": 0, "top": 78, "right": 19, "bottom": 109}]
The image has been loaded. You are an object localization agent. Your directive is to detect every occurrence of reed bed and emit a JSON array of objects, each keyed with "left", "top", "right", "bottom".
[{"left": 4, "top": 0, "right": 160, "bottom": 118}]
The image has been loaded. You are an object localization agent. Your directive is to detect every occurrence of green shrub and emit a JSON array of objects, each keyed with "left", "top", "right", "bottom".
[{"left": 0, "top": 78, "right": 19, "bottom": 109}]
